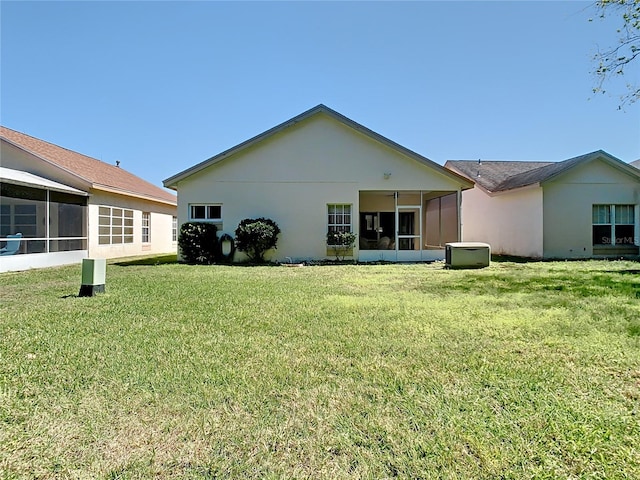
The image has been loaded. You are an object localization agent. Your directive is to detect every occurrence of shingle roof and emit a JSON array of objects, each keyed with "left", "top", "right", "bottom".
[
  {"left": 446, "top": 150, "right": 639, "bottom": 193},
  {"left": 164, "top": 104, "right": 474, "bottom": 189},
  {"left": 444, "top": 160, "right": 552, "bottom": 191},
  {"left": 1, "top": 126, "right": 176, "bottom": 205}
]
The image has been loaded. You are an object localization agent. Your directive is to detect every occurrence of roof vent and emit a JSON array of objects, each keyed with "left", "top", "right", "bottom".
[{"left": 115, "top": 160, "right": 120, "bottom": 167}]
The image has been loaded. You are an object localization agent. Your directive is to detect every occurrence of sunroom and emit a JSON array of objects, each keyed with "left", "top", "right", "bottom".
[
  {"left": 0, "top": 167, "right": 88, "bottom": 272},
  {"left": 356, "top": 190, "right": 460, "bottom": 262}
]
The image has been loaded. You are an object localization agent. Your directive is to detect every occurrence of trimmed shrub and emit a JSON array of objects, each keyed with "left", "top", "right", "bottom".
[
  {"left": 326, "top": 230, "right": 357, "bottom": 247},
  {"left": 234, "top": 218, "right": 281, "bottom": 263},
  {"left": 326, "top": 230, "right": 357, "bottom": 261},
  {"left": 178, "top": 222, "right": 218, "bottom": 264}
]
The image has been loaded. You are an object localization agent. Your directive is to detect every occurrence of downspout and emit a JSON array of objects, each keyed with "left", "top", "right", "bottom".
[{"left": 457, "top": 189, "right": 462, "bottom": 242}]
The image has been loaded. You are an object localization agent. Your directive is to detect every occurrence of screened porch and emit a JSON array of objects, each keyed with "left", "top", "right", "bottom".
[{"left": 357, "top": 190, "right": 460, "bottom": 262}]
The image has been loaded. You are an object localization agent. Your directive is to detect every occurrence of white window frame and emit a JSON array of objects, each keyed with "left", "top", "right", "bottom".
[
  {"left": 593, "top": 204, "right": 637, "bottom": 246},
  {"left": 189, "top": 204, "right": 222, "bottom": 222},
  {"left": 172, "top": 216, "right": 178, "bottom": 242},
  {"left": 328, "top": 204, "right": 352, "bottom": 233},
  {"left": 142, "top": 212, "right": 150, "bottom": 243},
  {"left": 98, "top": 206, "right": 134, "bottom": 245}
]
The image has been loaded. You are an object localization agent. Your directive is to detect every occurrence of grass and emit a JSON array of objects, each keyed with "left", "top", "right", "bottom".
[{"left": 1, "top": 257, "right": 639, "bottom": 479}]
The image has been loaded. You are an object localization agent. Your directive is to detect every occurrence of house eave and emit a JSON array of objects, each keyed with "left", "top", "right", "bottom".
[
  {"left": 91, "top": 184, "right": 177, "bottom": 206},
  {"left": 539, "top": 151, "right": 640, "bottom": 186},
  {"left": 2, "top": 136, "right": 176, "bottom": 206},
  {"left": 1, "top": 137, "right": 94, "bottom": 191},
  {"left": 163, "top": 104, "right": 474, "bottom": 190},
  {"left": 487, "top": 183, "right": 541, "bottom": 197},
  {"left": 0, "top": 166, "right": 89, "bottom": 196}
]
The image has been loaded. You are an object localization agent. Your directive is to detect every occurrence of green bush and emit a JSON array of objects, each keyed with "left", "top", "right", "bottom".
[
  {"left": 178, "top": 222, "right": 218, "bottom": 264},
  {"left": 326, "top": 230, "right": 357, "bottom": 261},
  {"left": 234, "top": 218, "right": 281, "bottom": 263},
  {"left": 326, "top": 230, "right": 357, "bottom": 247}
]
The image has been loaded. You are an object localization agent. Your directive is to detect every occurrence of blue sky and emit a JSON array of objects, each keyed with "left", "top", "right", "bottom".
[{"left": 2, "top": 1, "right": 639, "bottom": 190}]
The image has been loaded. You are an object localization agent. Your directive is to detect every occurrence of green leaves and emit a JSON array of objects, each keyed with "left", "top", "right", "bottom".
[
  {"left": 326, "top": 230, "right": 357, "bottom": 247},
  {"left": 234, "top": 217, "right": 281, "bottom": 263},
  {"left": 177, "top": 222, "right": 219, "bottom": 264},
  {"left": 592, "top": 0, "right": 640, "bottom": 106}
]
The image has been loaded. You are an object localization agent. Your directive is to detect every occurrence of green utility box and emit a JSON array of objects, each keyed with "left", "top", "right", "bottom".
[{"left": 79, "top": 258, "right": 106, "bottom": 297}]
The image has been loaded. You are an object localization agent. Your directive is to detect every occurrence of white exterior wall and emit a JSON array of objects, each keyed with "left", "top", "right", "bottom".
[
  {"left": 174, "top": 115, "right": 467, "bottom": 262},
  {"left": 461, "top": 186, "right": 544, "bottom": 258},
  {"left": 0, "top": 250, "right": 87, "bottom": 273},
  {"left": 542, "top": 159, "right": 640, "bottom": 258},
  {"left": 2, "top": 139, "right": 177, "bottom": 263},
  {"left": 88, "top": 191, "right": 177, "bottom": 259}
]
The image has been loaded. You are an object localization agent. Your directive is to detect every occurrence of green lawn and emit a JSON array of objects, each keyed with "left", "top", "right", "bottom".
[{"left": 1, "top": 258, "right": 639, "bottom": 479}]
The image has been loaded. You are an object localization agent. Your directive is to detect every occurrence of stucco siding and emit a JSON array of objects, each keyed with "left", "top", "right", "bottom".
[
  {"left": 88, "top": 191, "right": 176, "bottom": 258},
  {"left": 174, "top": 114, "right": 466, "bottom": 262},
  {"left": 461, "top": 186, "right": 543, "bottom": 258},
  {"left": 189, "top": 116, "right": 464, "bottom": 191},
  {"left": 178, "top": 179, "right": 356, "bottom": 262},
  {"left": 542, "top": 159, "right": 640, "bottom": 258}
]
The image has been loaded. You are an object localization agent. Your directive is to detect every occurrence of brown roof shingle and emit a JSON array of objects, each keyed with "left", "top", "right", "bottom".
[
  {"left": 445, "top": 160, "right": 552, "bottom": 191},
  {"left": 1, "top": 126, "right": 176, "bottom": 205},
  {"left": 446, "top": 150, "right": 638, "bottom": 193}
]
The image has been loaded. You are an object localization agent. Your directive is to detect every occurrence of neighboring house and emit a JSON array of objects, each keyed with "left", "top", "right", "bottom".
[
  {"left": 164, "top": 104, "right": 474, "bottom": 263},
  {"left": 1, "top": 126, "right": 177, "bottom": 273},
  {"left": 446, "top": 151, "right": 640, "bottom": 259},
  {"left": 631, "top": 159, "right": 640, "bottom": 169}
]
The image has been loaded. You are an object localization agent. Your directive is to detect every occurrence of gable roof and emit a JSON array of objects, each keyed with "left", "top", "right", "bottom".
[
  {"left": 1, "top": 126, "right": 176, "bottom": 205},
  {"left": 163, "top": 104, "right": 473, "bottom": 189},
  {"left": 446, "top": 150, "right": 640, "bottom": 194},
  {"left": 631, "top": 159, "right": 640, "bottom": 169}
]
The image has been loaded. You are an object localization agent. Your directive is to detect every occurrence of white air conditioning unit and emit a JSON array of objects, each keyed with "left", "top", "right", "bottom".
[{"left": 445, "top": 242, "right": 491, "bottom": 269}]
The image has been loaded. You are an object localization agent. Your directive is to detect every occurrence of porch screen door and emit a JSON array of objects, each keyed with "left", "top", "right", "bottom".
[{"left": 396, "top": 207, "right": 422, "bottom": 260}]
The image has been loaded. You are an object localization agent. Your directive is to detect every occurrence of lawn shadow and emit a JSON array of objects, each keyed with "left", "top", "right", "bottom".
[
  {"left": 490, "top": 255, "right": 538, "bottom": 263},
  {"left": 604, "top": 269, "right": 640, "bottom": 275},
  {"left": 113, "top": 254, "right": 178, "bottom": 267}
]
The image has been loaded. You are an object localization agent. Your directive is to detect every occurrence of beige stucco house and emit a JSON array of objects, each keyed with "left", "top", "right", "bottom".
[
  {"left": 446, "top": 151, "right": 640, "bottom": 259},
  {"left": 164, "top": 105, "right": 474, "bottom": 263},
  {"left": 1, "top": 126, "right": 177, "bottom": 272}
]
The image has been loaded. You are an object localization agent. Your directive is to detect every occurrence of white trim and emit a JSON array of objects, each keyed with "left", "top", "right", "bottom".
[
  {"left": 593, "top": 204, "right": 636, "bottom": 246},
  {"left": 172, "top": 216, "right": 178, "bottom": 243},
  {"left": 0, "top": 250, "right": 87, "bottom": 273},
  {"left": 358, "top": 249, "right": 445, "bottom": 263},
  {"left": 189, "top": 204, "right": 223, "bottom": 222},
  {"left": 327, "top": 203, "right": 352, "bottom": 233},
  {"left": 142, "top": 211, "right": 150, "bottom": 243},
  {"left": 98, "top": 206, "right": 134, "bottom": 245},
  {"left": 0, "top": 166, "right": 88, "bottom": 195}
]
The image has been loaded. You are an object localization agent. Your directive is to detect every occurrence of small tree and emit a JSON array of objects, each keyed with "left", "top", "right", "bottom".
[
  {"left": 234, "top": 218, "right": 281, "bottom": 263},
  {"left": 326, "top": 230, "right": 357, "bottom": 261},
  {"left": 591, "top": 0, "right": 640, "bottom": 107},
  {"left": 178, "top": 222, "right": 218, "bottom": 264}
]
